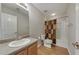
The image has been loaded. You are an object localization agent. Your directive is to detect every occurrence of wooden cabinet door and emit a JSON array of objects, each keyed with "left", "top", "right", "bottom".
[
  {"left": 28, "top": 42, "right": 37, "bottom": 55},
  {"left": 24, "top": 48, "right": 28, "bottom": 55},
  {"left": 16, "top": 42, "right": 37, "bottom": 55},
  {"left": 17, "top": 50, "right": 25, "bottom": 55},
  {"left": 17, "top": 48, "right": 27, "bottom": 55}
]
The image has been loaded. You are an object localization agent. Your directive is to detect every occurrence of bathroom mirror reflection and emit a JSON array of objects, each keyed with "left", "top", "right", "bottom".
[{"left": 0, "top": 3, "right": 29, "bottom": 42}]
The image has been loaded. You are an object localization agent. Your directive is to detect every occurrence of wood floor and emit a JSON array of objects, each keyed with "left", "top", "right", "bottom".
[{"left": 37, "top": 45, "right": 69, "bottom": 55}]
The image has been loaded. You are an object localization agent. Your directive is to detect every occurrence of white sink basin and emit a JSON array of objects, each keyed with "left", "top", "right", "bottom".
[{"left": 8, "top": 38, "right": 31, "bottom": 47}]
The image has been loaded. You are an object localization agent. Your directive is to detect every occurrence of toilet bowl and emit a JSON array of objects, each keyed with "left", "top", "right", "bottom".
[
  {"left": 39, "top": 34, "right": 52, "bottom": 48},
  {"left": 44, "top": 39, "right": 52, "bottom": 48}
]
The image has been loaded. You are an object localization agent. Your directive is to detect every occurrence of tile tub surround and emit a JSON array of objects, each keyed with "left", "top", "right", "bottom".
[{"left": 0, "top": 37, "right": 38, "bottom": 55}]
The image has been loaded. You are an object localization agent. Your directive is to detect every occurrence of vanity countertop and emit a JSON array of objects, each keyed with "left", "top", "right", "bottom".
[{"left": 0, "top": 37, "right": 38, "bottom": 55}]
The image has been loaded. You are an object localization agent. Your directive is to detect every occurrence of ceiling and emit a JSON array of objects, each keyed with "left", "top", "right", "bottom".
[
  {"left": 2, "top": 3, "right": 69, "bottom": 19},
  {"left": 2, "top": 3, "right": 28, "bottom": 15},
  {"left": 32, "top": 3, "right": 69, "bottom": 16}
]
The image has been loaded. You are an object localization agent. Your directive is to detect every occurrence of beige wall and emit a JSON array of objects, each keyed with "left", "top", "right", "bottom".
[
  {"left": 66, "top": 4, "right": 76, "bottom": 55},
  {"left": 0, "top": 4, "right": 2, "bottom": 39},
  {"left": 28, "top": 4, "right": 44, "bottom": 38},
  {"left": 75, "top": 4, "right": 79, "bottom": 55}
]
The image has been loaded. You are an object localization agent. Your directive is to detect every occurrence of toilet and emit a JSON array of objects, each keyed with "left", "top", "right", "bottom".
[
  {"left": 40, "top": 34, "right": 52, "bottom": 48},
  {"left": 44, "top": 39, "right": 52, "bottom": 48}
]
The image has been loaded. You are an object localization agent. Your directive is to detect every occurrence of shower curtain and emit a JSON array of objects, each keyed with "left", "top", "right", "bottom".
[
  {"left": 45, "top": 19, "right": 56, "bottom": 44},
  {"left": 56, "top": 17, "right": 68, "bottom": 48}
]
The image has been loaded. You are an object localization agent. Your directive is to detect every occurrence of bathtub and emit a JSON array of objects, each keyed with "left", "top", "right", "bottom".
[{"left": 56, "top": 39, "right": 68, "bottom": 48}]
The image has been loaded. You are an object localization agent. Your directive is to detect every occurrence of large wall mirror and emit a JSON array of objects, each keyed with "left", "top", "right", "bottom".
[{"left": 0, "top": 3, "right": 29, "bottom": 41}]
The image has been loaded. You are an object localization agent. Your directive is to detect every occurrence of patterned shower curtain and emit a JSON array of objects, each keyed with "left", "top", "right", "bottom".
[{"left": 45, "top": 19, "right": 56, "bottom": 44}]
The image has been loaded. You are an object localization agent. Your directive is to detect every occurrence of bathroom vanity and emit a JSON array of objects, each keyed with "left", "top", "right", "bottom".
[
  {"left": 0, "top": 4, "right": 38, "bottom": 55},
  {"left": 0, "top": 37, "right": 38, "bottom": 55}
]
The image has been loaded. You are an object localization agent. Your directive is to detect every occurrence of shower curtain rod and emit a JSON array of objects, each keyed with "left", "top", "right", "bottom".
[
  {"left": 56, "top": 16, "right": 69, "bottom": 19},
  {"left": 45, "top": 16, "right": 69, "bottom": 21}
]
